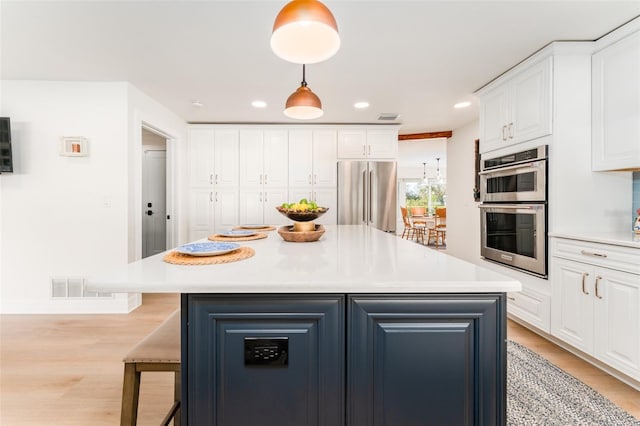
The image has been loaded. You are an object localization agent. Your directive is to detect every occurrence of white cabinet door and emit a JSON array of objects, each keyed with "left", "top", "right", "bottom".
[
  {"left": 312, "top": 187, "right": 337, "bottom": 225},
  {"left": 550, "top": 258, "right": 594, "bottom": 353},
  {"left": 239, "top": 129, "right": 263, "bottom": 187},
  {"left": 509, "top": 57, "right": 552, "bottom": 144},
  {"left": 478, "top": 57, "right": 552, "bottom": 153},
  {"left": 214, "top": 189, "right": 239, "bottom": 232},
  {"left": 263, "top": 130, "right": 289, "bottom": 188},
  {"left": 366, "top": 129, "right": 398, "bottom": 159},
  {"left": 263, "top": 189, "right": 289, "bottom": 225},
  {"left": 479, "top": 86, "right": 509, "bottom": 153},
  {"left": 338, "top": 129, "right": 367, "bottom": 159},
  {"left": 213, "top": 130, "right": 239, "bottom": 187},
  {"left": 289, "top": 130, "right": 314, "bottom": 187},
  {"left": 594, "top": 268, "right": 640, "bottom": 379},
  {"left": 592, "top": 30, "right": 640, "bottom": 171},
  {"left": 239, "top": 189, "right": 264, "bottom": 225},
  {"left": 189, "top": 188, "right": 214, "bottom": 231},
  {"left": 189, "top": 129, "right": 215, "bottom": 186},
  {"left": 313, "top": 130, "right": 337, "bottom": 187}
]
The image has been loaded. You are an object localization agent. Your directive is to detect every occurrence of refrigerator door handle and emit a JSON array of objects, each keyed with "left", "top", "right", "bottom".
[
  {"left": 369, "top": 171, "right": 373, "bottom": 222},
  {"left": 362, "top": 170, "right": 367, "bottom": 223}
]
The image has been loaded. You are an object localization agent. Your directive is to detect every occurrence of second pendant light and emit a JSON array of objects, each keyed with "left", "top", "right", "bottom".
[{"left": 284, "top": 64, "right": 323, "bottom": 120}]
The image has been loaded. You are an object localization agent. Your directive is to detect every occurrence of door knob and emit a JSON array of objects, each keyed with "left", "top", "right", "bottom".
[{"left": 146, "top": 210, "right": 154, "bottom": 216}]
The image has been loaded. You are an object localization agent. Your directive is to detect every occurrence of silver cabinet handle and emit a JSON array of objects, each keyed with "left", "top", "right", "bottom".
[
  {"left": 595, "top": 276, "right": 603, "bottom": 299},
  {"left": 215, "top": 174, "right": 219, "bottom": 185},
  {"left": 264, "top": 174, "right": 267, "bottom": 185},
  {"left": 209, "top": 174, "right": 213, "bottom": 185},
  {"left": 215, "top": 192, "right": 218, "bottom": 202},
  {"left": 209, "top": 192, "right": 213, "bottom": 202},
  {"left": 507, "top": 296, "right": 515, "bottom": 301},
  {"left": 259, "top": 192, "right": 262, "bottom": 202},
  {"left": 580, "top": 250, "right": 607, "bottom": 258},
  {"left": 508, "top": 122, "right": 514, "bottom": 139},
  {"left": 309, "top": 174, "right": 312, "bottom": 184},
  {"left": 313, "top": 191, "right": 316, "bottom": 202},
  {"left": 259, "top": 174, "right": 263, "bottom": 185},
  {"left": 313, "top": 174, "right": 317, "bottom": 185},
  {"left": 362, "top": 145, "right": 366, "bottom": 156},
  {"left": 581, "top": 272, "right": 589, "bottom": 295},
  {"left": 264, "top": 192, "right": 267, "bottom": 203},
  {"left": 368, "top": 145, "right": 371, "bottom": 156},
  {"left": 502, "top": 125, "right": 507, "bottom": 141}
]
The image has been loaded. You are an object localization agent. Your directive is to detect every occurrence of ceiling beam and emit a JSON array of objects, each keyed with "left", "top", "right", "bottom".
[{"left": 398, "top": 131, "right": 453, "bottom": 140}]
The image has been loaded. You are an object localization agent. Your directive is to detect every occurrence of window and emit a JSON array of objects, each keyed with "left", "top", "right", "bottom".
[{"left": 401, "top": 179, "right": 446, "bottom": 215}]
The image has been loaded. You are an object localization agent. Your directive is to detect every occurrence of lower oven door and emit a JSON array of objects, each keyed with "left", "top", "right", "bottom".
[{"left": 480, "top": 203, "right": 547, "bottom": 277}]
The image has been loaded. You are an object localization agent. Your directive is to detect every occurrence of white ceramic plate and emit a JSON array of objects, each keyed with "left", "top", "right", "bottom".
[
  {"left": 240, "top": 224, "right": 268, "bottom": 229},
  {"left": 175, "top": 242, "right": 240, "bottom": 257},
  {"left": 218, "top": 230, "right": 257, "bottom": 237}
]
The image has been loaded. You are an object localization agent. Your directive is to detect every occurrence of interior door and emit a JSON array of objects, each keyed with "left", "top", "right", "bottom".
[{"left": 142, "top": 150, "right": 167, "bottom": 258}]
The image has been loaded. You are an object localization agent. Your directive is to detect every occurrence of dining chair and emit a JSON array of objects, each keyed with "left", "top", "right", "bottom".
[{"left": 400, "top": 207, "right": 425, "bottom": 243}]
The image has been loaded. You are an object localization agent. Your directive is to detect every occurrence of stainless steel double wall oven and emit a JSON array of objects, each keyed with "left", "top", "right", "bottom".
[{"left": 479, "top": 145, "right": 548, "bottom": 277}]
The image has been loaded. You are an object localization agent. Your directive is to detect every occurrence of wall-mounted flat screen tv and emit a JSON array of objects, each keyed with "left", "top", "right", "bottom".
[{"left": 0, "top": 117, "right": 13, "bottom": 173}]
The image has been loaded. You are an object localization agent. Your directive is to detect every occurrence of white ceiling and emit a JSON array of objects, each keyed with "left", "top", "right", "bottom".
[{"left": 2, "top": 1, "right": 639, "bottom": 137}]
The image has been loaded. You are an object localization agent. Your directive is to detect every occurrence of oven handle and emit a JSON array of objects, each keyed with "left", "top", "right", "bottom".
[
  {"left": 479, "top": 160, "right": 545, "bottom": 175},
  {"left": 479, "top": 204, "right": 542, "bottom": 210}
]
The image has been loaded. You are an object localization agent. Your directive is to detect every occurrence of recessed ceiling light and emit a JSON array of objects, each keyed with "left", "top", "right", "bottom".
[
  {"left": 252, "top": 100, "right": 267, "bottom": 108},
  {"left": 454, "top": 101, "right": 471, "bottom": 109},
  {"left": 354, "top": 101, "right": 369, "bottom": 109},
  {"left": 191, "top": 100, "right": 204, "bottom": 108}
]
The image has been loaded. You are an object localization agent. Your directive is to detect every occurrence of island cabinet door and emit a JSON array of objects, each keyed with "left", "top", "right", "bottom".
[
  {"left": 348, "top": 294, "right": 506, "bottom": 426},
  {"left": 184, "top": 294, "right": 345, "bottom": 426}
]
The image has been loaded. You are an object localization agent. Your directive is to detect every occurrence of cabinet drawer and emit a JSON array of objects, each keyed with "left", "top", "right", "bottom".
[
  {"left": 507, "top": 288, "right": 550, "bottom": 332},
  {"left": 551, "top": 238, "right": 640, "bottom": 275}
]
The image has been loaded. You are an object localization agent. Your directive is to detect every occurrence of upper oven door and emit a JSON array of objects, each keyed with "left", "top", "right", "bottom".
[{"left": 479, "top": 160, "right": 547, "bottom": 203}]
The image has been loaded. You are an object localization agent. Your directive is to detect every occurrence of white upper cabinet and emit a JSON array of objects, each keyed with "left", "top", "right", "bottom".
[
  {"left": 337, "top": 127, "right": 398, "bottom": 159},
  {"left": 478, "top": 57, "right": 553, "bottom": 153},
  {"left": 189, "top": 128, "right": 239, "bottom": 187},
  {"left": 289, "top": 129, "right": 337, "bottom": 188},
  {"left": 592, "top": 29, "right": 640, "bottom": 171},
  {"left": 239, "top": 129, "right": 288, "bottom": 188}
]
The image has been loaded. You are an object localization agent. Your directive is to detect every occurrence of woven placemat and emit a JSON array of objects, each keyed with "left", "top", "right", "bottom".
[
  {"left": 233, "top": 225, "right": 277, "bottom": 232},
  {"left": 208, "top": 233, "right": 268, "bottom": 242},
  {"left": 163, "top": 246, "right": 255, "bottom": 265}
]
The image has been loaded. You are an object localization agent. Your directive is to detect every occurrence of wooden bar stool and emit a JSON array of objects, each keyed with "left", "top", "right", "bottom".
[{"left": 121, "top": 309, "right": 181, "bottom": 426}]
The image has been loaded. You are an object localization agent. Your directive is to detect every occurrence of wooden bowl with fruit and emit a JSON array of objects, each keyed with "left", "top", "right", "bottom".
[{"left": 276, "top": 199, "right": 329, "bottom": 240}]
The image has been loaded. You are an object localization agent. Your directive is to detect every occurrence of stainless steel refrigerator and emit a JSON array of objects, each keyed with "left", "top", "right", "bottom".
[{"left": 337, "top": 160, "right": 397, "bottom": 232}]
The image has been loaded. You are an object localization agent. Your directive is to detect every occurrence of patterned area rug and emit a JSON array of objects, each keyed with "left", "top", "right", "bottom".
[{"left": 507, "top": 340, "right": 640, "bottom": 425}]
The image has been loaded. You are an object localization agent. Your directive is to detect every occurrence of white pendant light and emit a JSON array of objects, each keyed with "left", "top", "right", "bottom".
[
  {"left": 422, "top": 162, "right": 428, "bottom": 184},
  {"left": 284, "top": 64, "right": 323, "bottom": 120},
  {"left": 271, "top": 0, "right": 340, "bottom": 64}
]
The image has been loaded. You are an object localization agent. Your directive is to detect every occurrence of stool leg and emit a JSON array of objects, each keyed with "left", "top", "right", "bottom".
[
  {"left": 174, "top": 369, "right": 181, "bottom": 426},
  {"left": 120, "top": 363, "right": 140, "bottom": 426}
]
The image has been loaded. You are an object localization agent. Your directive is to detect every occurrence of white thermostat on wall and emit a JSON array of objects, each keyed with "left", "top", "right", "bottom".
[{"left": 60, "top": 136, "right": 89, "bottom": 157}]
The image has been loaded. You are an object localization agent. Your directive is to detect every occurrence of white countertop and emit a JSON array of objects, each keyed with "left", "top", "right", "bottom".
[
  {"left": 87, "top": 225, "right": 522, "bottom": 294},
  {"left": 549, "top": 231, "right": 640, "bottom": 249}
]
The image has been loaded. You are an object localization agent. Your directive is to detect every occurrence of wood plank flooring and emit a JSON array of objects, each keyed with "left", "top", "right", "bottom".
[{"left": 1, "top": 293, "right": 638, "bottom": 425}]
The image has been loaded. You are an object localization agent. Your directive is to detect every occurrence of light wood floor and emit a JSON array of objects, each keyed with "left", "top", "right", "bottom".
[{"left": 1, "top": 294, "right": 638, "bottom": 425}]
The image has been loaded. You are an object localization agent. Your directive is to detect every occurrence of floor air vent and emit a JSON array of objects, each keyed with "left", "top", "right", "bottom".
[{"left": 51, "top": 277, "right": 113, "bottom": 299}]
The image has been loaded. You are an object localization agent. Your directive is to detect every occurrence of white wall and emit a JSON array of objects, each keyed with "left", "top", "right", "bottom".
[
  {"left": 444, "top": 120, "right": 481, "bottom": 264},
  {"left": 0, "top": 81, "right": 187, "bottom": 313}
]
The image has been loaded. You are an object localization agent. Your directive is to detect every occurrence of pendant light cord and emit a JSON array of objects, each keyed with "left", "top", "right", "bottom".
[{"left": 301, "top": 64, "right": 308, "bottom": 87}]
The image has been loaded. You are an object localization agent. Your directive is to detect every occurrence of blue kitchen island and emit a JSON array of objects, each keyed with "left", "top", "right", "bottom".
[{"left": 88, "top": 225, "right": 521, "bottom": 426}]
